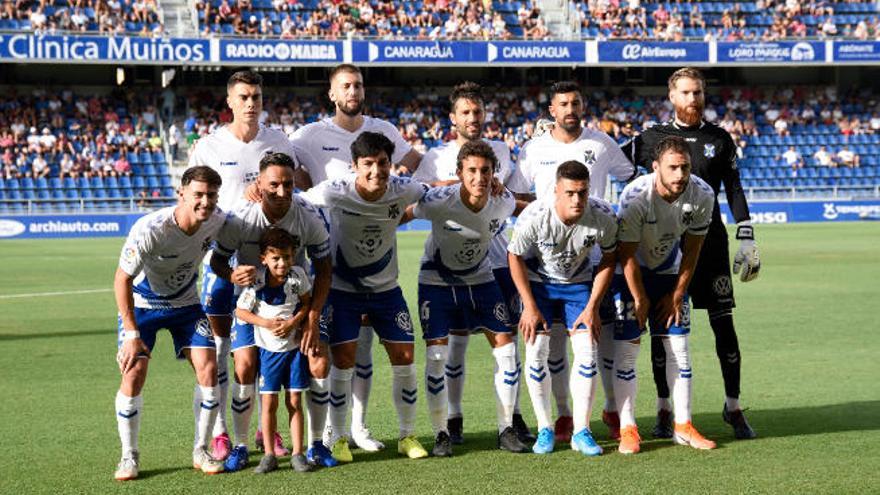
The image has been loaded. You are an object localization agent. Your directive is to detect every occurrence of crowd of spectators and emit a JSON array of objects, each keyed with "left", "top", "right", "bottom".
[{"left": 2, "top": 0, "right": 164, "bottom": 35}]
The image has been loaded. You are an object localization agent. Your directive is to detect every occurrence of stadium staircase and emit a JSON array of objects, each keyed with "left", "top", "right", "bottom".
[
  {"left": 538, "top": 0, "right": 578, "bottom": 39},
  {"left": 164, "top": 0, "right": 200, "bottom": 37}
]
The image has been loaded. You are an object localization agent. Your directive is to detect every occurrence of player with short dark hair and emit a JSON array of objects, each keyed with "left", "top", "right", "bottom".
[{"left": 621, "top": 67, "right": 759, "bottom": 440}]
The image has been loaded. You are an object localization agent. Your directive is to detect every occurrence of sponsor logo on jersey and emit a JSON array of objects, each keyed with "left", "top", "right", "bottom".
[
  {"left": 494, "top": 302, "right": 510, "bottom": 325},
  {"left": 395, "top": 311, "right": 414, "bottom": 334},
  {"left": 712, "top": 275, "right": 733, "bottom": 297},
  {"left": 540, "top": 160, "right": 556, "bottom": 166},
  {"left": 195, "top": 318, "right": 212, "bottom": 337},
  {"left": 220, "top": 161, "right": 238, "bottom": 167},
  {"left": 703, "top": 143, "right": 716, "bottom": 158},
  {"left": 321, "top": 146, "right": 340, "bottom": 152},
  {"left": 355, "top": 225, "right": 384, "bottom": 257}
]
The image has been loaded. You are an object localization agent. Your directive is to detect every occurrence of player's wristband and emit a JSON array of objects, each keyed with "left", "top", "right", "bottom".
[
  {"left": 735, "top": 222, "right": 754, "bottom": 241},
  {"left": 122, "top": 330, "right": 140, "bottom": 341}
]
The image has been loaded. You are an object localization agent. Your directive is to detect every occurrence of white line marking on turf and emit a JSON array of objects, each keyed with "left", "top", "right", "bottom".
[{"left": 0, "top": 288, "right": 113, "bottom": 299}]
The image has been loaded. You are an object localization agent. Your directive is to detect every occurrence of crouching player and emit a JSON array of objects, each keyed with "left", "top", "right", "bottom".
[
  {"left": 113, "top": 166, "right": 226, "bottom": 480},
  {"left": 613, "top": 136, "right": 716, "bottom": 454},
  {"left": 507, "top": 161, "right": 618, "bottom": 456},
  {"left": 235, "top": 228, "right": 317, "bottom": 473},
  {"left": 407, "top": 140, "right": 529, "bottom": 456}
]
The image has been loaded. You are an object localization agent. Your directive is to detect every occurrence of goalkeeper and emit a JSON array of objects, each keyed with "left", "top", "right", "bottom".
[{"left": 620, "top": 67, "right": 759, "bottom": 440}]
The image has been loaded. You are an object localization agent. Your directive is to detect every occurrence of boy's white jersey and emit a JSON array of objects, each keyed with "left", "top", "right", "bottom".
[
  {"left": 291, "top": 116, "right": 413, "bottom": 184},
  {"left": 214, "top": 196, "right": 330, "bottom": 267},
  {"left": 119, "top": 206, "right": 225, "bottom": 309},
  {"left": 413, "top": 138, "right": 527, "bottom": 270},
  {"left": 518, "top": 127, "right": 635, "bottom": 201},
  {"left": 301, "top": 175, "right": 426, "bottom": 293},
  {"left": 189, "top": 125, "right": 298, "bottom": 212},
  {"left": 507, "top": 197, "right": 617, "bottom": 284},
  {"left": 617, "top": 173, "right": 715, "bottom": 275},
  {"left": 236, "top": 266, "right": 311, "bottom": 353},
  {"left": 414, "top": 184, "right": 515, "bottom": 286}
]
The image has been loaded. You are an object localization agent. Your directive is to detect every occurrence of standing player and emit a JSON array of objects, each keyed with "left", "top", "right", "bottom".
[
  {"left": 507, "top": 161, "right": 618, "bottom": 455},
  {"left": 291, "top": 63, "right": 423, "bottom": 453},
  {"left": 412, "top": 81, "right": 534, "bottom": 445},
  {"left": 614, "top": 136, "right": 716, "bottom": 454},
  {"left": 409, "top": 140, "right": 529, "bottom": 456},
  {"left": 208, "top": 153, "right": 337, "bottom": 471},
  {"left": 518, "top": 81, "right": 637, "bottom": 442},
  {"left": 189, "top": 70, "right": 300, "bottom": 459},
  {"left": 113, "top": 166, "right": 225, "bottom": 480},
  {"left": 301, "top": 132, "right": 429, "bottom": 461},
  {"left": 622, "top": 67, "right": 760, "bottom": 439}
]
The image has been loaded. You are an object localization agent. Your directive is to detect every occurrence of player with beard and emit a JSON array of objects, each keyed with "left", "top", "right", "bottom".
[
  {"left": 412, "top": 81, "right": 534, "bottom": 446},
  {"left": 518, "top": 81, "right": 636, "bottom": 444},
  {"left": 621, "top": 67, "right": 759, "bottom": 440},
  {"left": 291, "top": 65, "right": 423, "bottom": 455}
]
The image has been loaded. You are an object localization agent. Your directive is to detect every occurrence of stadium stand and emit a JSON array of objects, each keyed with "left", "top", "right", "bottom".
[{"left": 1, "top": 0, "right": 166, "bottom": 35}]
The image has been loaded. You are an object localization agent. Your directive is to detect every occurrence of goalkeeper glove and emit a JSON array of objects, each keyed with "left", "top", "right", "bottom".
[{"left": 732, "top": 221, "right": 760, "bottom": 282}]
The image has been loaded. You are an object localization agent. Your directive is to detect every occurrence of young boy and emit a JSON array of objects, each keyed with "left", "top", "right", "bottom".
[{"left": 234, "top": 227, "right": 316, "bottom": 473}]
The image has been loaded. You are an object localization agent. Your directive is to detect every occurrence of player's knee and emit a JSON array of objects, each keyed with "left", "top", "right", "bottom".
[
  {"left": 309, "top": 355, "right": 330, "bottom": 378},
  {"left": 425, "top": 344, "right": 449, "bottom": 365},
  {"left": 386, "top": 343, "right": 413, "bottom": 365}
]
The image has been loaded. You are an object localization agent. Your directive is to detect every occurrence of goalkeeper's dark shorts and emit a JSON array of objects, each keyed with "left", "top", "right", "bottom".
[{"left": 689, "top": 221, "right": 736, "bottom": 311}]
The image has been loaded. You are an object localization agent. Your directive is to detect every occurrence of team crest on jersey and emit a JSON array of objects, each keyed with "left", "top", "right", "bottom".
[
  {"left": 712, "top": 275, "right": 733, "bottom": 297},
  {"left": 395, "top": 311, "right": 414, "bottom": 334},
  {"left": 201, "top": 237, "right": 212, "bottom": 252},
  {"left": 583, "top": 234, "right": 596, "bottom": 248},
  {"left": 682, "top": 204, "right": 695, "bottom": 226},
  {"left": 583, "top": 149, "right": 597, "bottom": 166},
  {"left": 388, "top": 203, "right": 400, "bottom": 219},
  {"left": 494, "top": 302, "right": 510, "bottom": 325},
  {"left": 703, "top": 143, "right": 716, "bottom": 158},
  {"left": 355, "top": 225, "right": 384, "bottom": 257},
  {"left": 195, "top": 318, "right": 212, "bottom": 338},
  {"left": 489, "top": 218, "right": 501, "bottom": 234}
]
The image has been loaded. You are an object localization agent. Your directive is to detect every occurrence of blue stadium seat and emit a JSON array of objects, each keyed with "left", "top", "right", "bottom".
[
  {"left": 119, "top": 176, "right": 132, "bottom": 188},
  {"left": 133, "top": 176, "right": 146, "bottom": 189},
  {"left": 147, "top": 177, "right": 160, "bottom": 189},
  {"left": 145, "top": 165, "right": 157, "bottom": 176},
  {"left": 106, "top": 176, "right": 119, "bottom": 189},
  {"left": 139, "top": 152, "right": 152, "bottom": 164},
  {"left": 90, "top": 176, "right": 104, "bottom": 189}
]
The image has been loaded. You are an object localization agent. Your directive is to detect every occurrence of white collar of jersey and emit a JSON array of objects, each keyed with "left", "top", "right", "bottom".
[{"left": 671, "top": 119, "right": 706, "bottom": 131}]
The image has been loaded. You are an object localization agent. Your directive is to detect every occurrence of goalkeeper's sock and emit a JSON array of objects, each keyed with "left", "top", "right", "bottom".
[{"left": 709, "top": 309, "right": 741, "bottom": 401}]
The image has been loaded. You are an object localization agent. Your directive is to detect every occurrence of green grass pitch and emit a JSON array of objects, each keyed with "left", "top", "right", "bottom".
[{"left": 0, "top": 223, "right": 878, "bottom": 494}]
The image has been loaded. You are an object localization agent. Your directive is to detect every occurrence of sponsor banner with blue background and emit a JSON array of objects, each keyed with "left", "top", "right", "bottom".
[
  {"left": 597, "top": 41, "right": 709, "bottom": 63},
  {"left": 351, "top": 40, "right": 485, "bottom": 64},
  {"left": 717, "top": 41, "right": 825, "bottom": 63},
  {"left": 833, "top": 41, "right": 880, "bottom": 62},
  {"left": 219, "top": 39, "right": 343, "bottom": 63},
  {"left": 0, "top": 33, "right": 209, "bottom": 63},
  {"left": 1, "top": 201, "right": 878, "bottom": 239},
  {"left": 487, "top": 41, "right": 584, "bottom": 64}
]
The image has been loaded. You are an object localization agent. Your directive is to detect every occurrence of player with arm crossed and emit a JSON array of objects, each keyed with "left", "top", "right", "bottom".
[
  {"left": 291, "top": 64, "right": 423, "bottom": 453},
  {"left": 518, "top": 81, "right": 637, "bottom": 443},
  {"left": 189, "top": 70, "right": 300, "bottom": 460},
  {"left": 113, "top": 166, "right": 226, "bottom": 481},
  {"left": 613, "top": 136, "right": 717, "bottom": 455},
  {"left": 412, "top": 81, "right": 534, "bottom": 445},
  {"left": 409, "top": 140, "right": 530, "bottom": 456},
  {"left": 621, "top": 67, "right": 759, "bottom": 440},
  {"left": 209, "top": 153, "right": 337, "bottom": 471},
  {"left": 507, "top": 161, "right": 618, "bottom": 456},
  {"left": 301, "top": 131, "right": 429, "bottom": 461}
]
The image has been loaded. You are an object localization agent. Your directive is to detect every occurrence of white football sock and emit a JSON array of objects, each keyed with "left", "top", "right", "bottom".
[
  {"left": 446, "top": 333, "right": 468, "bottom": 419},
  {"left": 664, "top": 335, "right": 692, "bottom": 424},
  {"left": 307, "top": 377, "right": 329, "bottom": 445},
  {"left": 392, "top": 364, "right": 418, "bottom": 438},
  {"left": 195, "top": 385, "right": 218, "bottom": 450},
  {"left": 598, "top": 323, "right": 617, "bottom": 413},
  {"left": 569, "top": 332, "right": 598, "bottom": 434},
  {"left": 525, "top": 333, "right": 552, "bottom": 430},
  {"left": 116, "top": 391, "right": 141, "bottom": 458},
  {"left": 230, "top": 382, "right": 255, "bottom": 447},
  {"left": 351, "top": 326, "right": 374, "bottom": 432},
  {"left": 329, "top": 366, "right": 353, "bottom": 442},
  {"left": 549, "top": 323, "right": 571, "bottom": 417},
  {"left": 614, "top": 340, "right": 640, "bottom": 428},
  {"left": 511, "top": 332, "right": 523, "bottom": 415},
  {"left": 212, "top": 337, "right": 230, "bottom": 438},
  {"left": 425, "top": 345, "right": 449, "bottom": 435},
  {"left": 492, "top": 342, "right": 518, "bottom": 432}
]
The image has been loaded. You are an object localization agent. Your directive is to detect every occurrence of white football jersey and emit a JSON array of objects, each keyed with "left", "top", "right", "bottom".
[
  {"left": 291, "top": 116, "right": 413, "bottom": 184},
  {"left": 414, "top": 139, "right": 527, "bottom": 270},
  {"left": 508, "top": 197, "right": 617, "bottom": 284},
  {"left": 119, "top": 206, "right": 225, "bottom": 309},
  {"left": 301, "top": 175, "right": 426, "bottom": 293},
  {"left": 618, "top": 173, "right": 715, "bottom": 274},
  {"left": 189, "top": 125, "right": 298, "bottom": 212},
  {"left": 236, "top": 266, "right": 311, "bottom": 353},
  {"left": 214, "top": 196, "right": 330, "bottom": 267},
  {"left": 518, "top": 128, "right": 635, "bottom": 201},
  {"left": 414, "top": 184, "right": 515, "bottom": 286}
]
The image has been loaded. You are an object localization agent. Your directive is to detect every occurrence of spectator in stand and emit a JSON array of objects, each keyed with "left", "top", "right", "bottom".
[
  {"left": 31, "top": 153, "right": 50, "bottom": 179},
  {"left": 114, "top": 153, "right": 133, "bottom": 177},
  {"left": 60, "top": 152, "right": 77, "bottom": 179},
  {"left": 836, "top": 145, "right": 860, "bottom": 168},
  {"left": 780, "top": 145, "right": 804, "bottom": 173},
  {"left": 814, "top": 145, "right": 836, "bottom": 168}
]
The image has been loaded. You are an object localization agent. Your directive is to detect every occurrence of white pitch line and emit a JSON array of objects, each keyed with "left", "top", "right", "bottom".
[{"left": 0, "top": 288, "right": 113, "bottom": 300}]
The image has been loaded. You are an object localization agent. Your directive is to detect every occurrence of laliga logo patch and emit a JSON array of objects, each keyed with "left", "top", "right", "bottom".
[
  {"left": 713, "top": 275, "right": 732, "bottom": 297},
  {"left": 395, "top": 311, "right": 414, "bottom": 334},
  {"left": 583, "top": 149, "right": 597, "bottom": 166},
  {"left": 703, "top": 143, "right": 716, "bottom": 158},
  {"left": 494, "top": 302, "right": 510, "bottom": 325},
  {"left": 123, "top": 246, "right": 137, "bottom": 262},
  {"left": 195, "top": 318, "right": 212, "bottom": 337}
]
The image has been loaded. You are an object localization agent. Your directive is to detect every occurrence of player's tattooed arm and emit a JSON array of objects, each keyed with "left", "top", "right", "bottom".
[{"left": 114, "top": 268, "right": 151, "bottom": 373}]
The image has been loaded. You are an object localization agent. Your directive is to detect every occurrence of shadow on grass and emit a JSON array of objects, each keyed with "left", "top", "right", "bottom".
[
  {"left": 0, "top": 329, "right": 108, "bottom": 341},
  {"left": 136, "top": 466, "right": 194, "bottom": 480}
]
